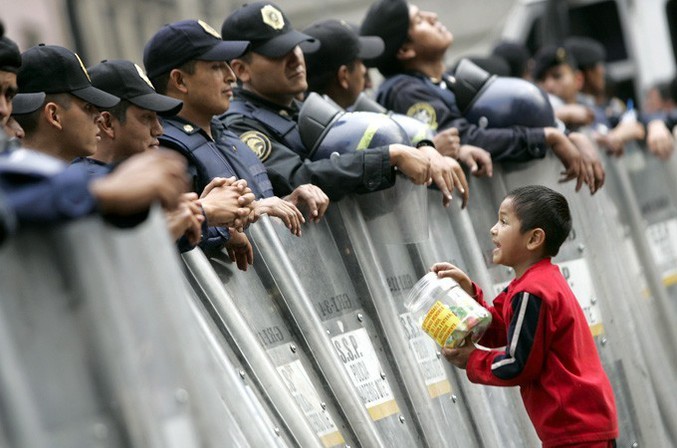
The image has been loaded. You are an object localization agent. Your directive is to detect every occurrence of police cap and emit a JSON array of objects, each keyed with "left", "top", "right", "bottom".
[
  {"left": 359, "top": 0, "right": 409, "bottom": 76},
  {"left": 89, "top": 59, "right": 183, "bottom": 116},
  {"left": 13, "top": 45, "right": 119, "bottom": 115},
  {"left": 531, "top": 45, "right": 578, "bottom": 81},
  {"left": 221, "top": 2, "right": 319, "bottom": 58},
  {"left": 491, "top": 40, "right": 530, "bottom": 78},
  {"left": 0, "top": 22, "right": 21, "bottom": 74},
  {"left": 144, "top": 19, "right": 250, "bottom": 79},
  {"left": 303, "top": 19, "right": 383, "bottom": 79},
  {"left": 303, "top": 19, "right": 384, "bottom": 72},
  {"left": 564, "top": 36, "right": 606, "bottom": 70}
]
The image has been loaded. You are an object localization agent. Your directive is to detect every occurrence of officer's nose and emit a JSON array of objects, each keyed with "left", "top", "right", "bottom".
[
  {"left": 151, "top": 116, "right": 163, "bottom": 137},
  {"left": 287, "top": 46, "right": 304, "bottom": 66},
  {"left": 0, "top": 96, "right": 10, "bottom": 123},
  {"left": 224, "top": 63, "right": 236, "bottom": 84}
]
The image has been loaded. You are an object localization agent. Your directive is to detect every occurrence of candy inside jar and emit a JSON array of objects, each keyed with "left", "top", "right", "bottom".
[{"left": 405, "top": 272, "right": 492, "bottom": 348}]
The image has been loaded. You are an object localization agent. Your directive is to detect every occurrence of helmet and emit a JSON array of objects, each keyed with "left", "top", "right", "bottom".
[
  {"left": 299, "top": 92, "right": 409, "bottom": 161},
  {"left": 454, "top": 58, "right": 556, "bottom": 128},
  {"left": 352, "top": 92, "right": 435, "bottom": 146}
]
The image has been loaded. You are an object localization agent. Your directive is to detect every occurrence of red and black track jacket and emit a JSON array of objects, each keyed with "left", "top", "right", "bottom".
[{"left": 466, "top": 258, "right": 618, "bottom": 447}]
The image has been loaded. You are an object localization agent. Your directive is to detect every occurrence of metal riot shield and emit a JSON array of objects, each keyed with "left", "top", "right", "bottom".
[
  {"left": 248, "top": 214, "right": 423, "bottom": 447},
  {"left": 466, "top": 152, "right": 674, "bottom": 447},
  {"left": 65, "top": 211, "right": 258, "bottom": 448},
  {"left": 603, "top": 143, "right": 677, "bottom": 353},
  {"left": 0, "top": 211, "right": 257, "bottom": 447},
  {"left": 183, "top": 244, "right": 346, "bottom": 447}
]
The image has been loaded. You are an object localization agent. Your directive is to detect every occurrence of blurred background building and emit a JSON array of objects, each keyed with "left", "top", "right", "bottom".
[{"left": 0, "top": 0, "right": 515, "bottom": 70}]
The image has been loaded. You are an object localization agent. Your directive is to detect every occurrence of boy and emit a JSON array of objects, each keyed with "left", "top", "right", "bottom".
[{"left": 434, "top": 185, "right": 618, "bottom": 447}]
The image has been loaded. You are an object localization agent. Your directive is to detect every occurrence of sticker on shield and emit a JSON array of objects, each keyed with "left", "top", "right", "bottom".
[
  {"left": 331, "top": 327, "right": 399, "bottom": 420},
  {"left": 277, "top": 360, "right": 345, "bottom": 446}
]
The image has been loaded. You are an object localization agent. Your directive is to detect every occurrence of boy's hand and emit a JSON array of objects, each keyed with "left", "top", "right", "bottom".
[
  {"left": 442, "top": 336, "right": 476, "bottom": 369},
  {"left": 430, "top": 262, "right": 473, "bottom": 296}
]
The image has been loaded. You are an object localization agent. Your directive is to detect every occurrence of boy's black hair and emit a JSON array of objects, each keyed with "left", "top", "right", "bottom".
[{"left": 507, "top": 185, "right": 572, "bottom": 257}]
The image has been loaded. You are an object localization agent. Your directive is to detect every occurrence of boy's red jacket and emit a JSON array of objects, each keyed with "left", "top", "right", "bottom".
[{"left": 466, "top": 258, "right": 618, "bottom": 447}]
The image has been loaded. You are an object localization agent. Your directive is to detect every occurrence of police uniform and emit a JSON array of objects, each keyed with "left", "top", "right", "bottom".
[
  {"left": 222, "top": 88, "right": 395, "bottom": 201},
  {"left": 0, "top": 148, "right": 100, "bottom": 224},
  {"left": 70, "top": 156, "right": 111, "bottom": 178},
  {"left": 375, "top": 73, "right": 548, "bottom": 162},
  {"left": 220, "top": 2, "right": 396, "bottom": 201},
  {"left": 160, "top": 115, "right": 273, "bottom": 199}
]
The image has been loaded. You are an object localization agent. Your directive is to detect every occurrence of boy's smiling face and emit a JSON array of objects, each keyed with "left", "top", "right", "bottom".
[{"left": 490, "top": 197, "right": 533, "bottom": 269}]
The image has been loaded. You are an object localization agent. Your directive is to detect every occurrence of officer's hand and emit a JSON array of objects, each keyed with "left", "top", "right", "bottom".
[
  {"left": 457, "top": 145, "right": 493, "bottom": 178},
  {"left": 442, "top": 335, "right": 476, "bottom": 369},
  {"left": 646, "top": 119, "right": 674, "bottom": 160},
  {"left": 420, "top": 146, "right": 468, "bottom": 208},
  {"left": 225, "top": 229, "right": 254, "bottom": 271},
  {"left": 545, "top": 128, "right": 586, "bottom": 192},
  {"left": 555, "top": 104, "right": 595, "bottom": 127},
  {"left": 430, "top": 262, "right": 474, "bottom": 296},
  {"left": 90, "top": 149, "right": 188, "bottom": 214},
  {"left": 433, "top": 127, "right": 460, "bottom": 158},
  {"left": 594, "top": 132, "right": 624, "bottom": 157},
  {"left": 284, "top": 184, "right": 330, "bottom": 223},
  {"left": 200, "top": 183, "right": 254, "bottom": 229},
  {"left": 389, "top": 144, "right": 431, "bottom": 185},
  {"left": 164, "top": 193, "right": 204, "bottom": 245},
  {"left": 249, "top": 197, "right": 305, "bottom": 236},
  {"left": 568, "top": 132, "right": 605, "bottom": 195}
]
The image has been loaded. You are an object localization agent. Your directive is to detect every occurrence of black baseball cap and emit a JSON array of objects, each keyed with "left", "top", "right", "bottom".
[
  {"left": 531, "top": 45, "right": 578, "bottom": 81},
  {"left": 360, "top": 0, "right": 410, "bottom": 76},
  {"left": 303, "top": 19, "right": 384, "bottom": 76},
  {"left": 564, "top": 37, "right": 606, "bottom": 70},
  {"left": 0, "top": 22, "right": 21, "bottom": 73},
  {"left": 89, "top": 59, "right": 183, "bottom": 116},
  {"left": 144, "top": 19, "right": 250, "bottom": 79},
  {"left": 221, "top": 2, "right": 319, "bottom": 58},
  {"left": 13, "top": 44, "right": 119, "bottom": 115},
  {"left": 491, "top": 40, "right": 531, "bottom": 78}
]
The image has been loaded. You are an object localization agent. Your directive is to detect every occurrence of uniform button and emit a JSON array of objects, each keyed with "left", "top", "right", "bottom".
[{"left": 367, "top": 180, "right": 377, "bottom": 189}]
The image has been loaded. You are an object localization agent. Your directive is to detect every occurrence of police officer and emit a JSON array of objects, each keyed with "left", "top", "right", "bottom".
[
  {"left": 491, "top": 40, "right": 532, "bottom": 80},
  {"left": 0, "top": 22, "right": 21, "bottom": 242},
  {"left": 221, "top": 2, "right": 433, "bottom": 202},
  {"left": 531, "top": 45, "right": 597, "bottom": 129},
  {"left": 360, "top": 0, "right": 597, "bottom": 193},
  {"left": 87, "top": 59, "right": 253, "bottom": 251},
  {"left": 1, "top": 44, "right": 188, "bottom": 225},
  {"left": 143, "top": 20, "right": 327, "bottom": 267},
  {"left": 302, "top": 18, "right": 478, "bottom": 202}
]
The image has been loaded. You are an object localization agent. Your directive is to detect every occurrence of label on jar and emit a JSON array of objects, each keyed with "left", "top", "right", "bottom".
[{"left": 421, "top": 300, "right": 461, "bottom": 347}]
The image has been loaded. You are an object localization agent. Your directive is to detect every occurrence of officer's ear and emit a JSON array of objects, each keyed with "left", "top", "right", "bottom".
[
  {"left": 43, "top": 102, "right": 64, "bottom": 131},
  {"left": 336, "top": 65, "right": 351, "bottom": 90},
  {"left": 230, "top": 58, "right": 250, "bottom": 84},
  {"left": 396, "top": 42, "right": 416, "bottom": 62},
  {"left": 574, "top": 69, "right": 584, "bottom": 92},
  {"left": 98, "top": 111, "right": 115, "bottom": 139},
  {"left": 169, "top": 68, "right": 189, "bottom": 94}
]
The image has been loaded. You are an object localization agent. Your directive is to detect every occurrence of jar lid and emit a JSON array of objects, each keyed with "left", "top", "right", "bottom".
[{"left": 404, "top": 272, "right": 456, "bottom": 313}]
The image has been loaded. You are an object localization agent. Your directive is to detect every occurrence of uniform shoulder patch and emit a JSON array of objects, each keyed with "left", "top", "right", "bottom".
[
  {"left": 406, "top": 102, "right": 438, "bottom": 130},
  {"left": 240, "top": 130, "right": 272, "bottom": 162}
]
